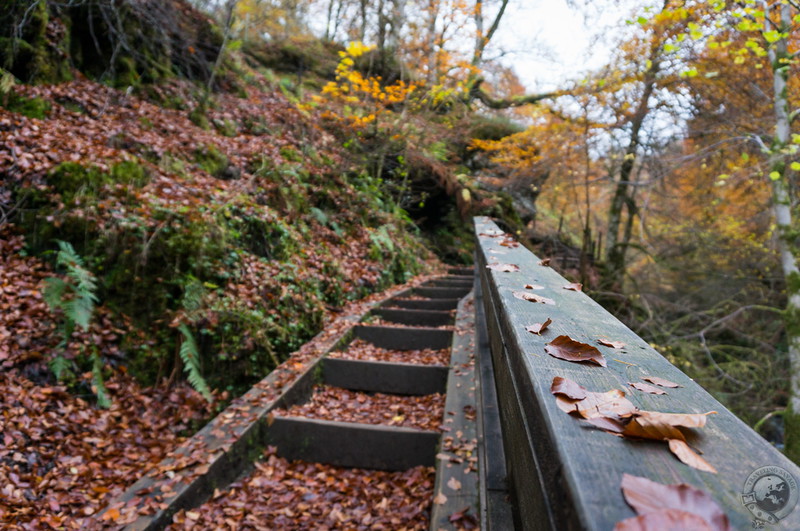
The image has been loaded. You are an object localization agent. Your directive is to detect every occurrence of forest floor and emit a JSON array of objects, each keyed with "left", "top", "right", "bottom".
[{"left": 0, "top": 230, "right": 448, "bottom": 528}]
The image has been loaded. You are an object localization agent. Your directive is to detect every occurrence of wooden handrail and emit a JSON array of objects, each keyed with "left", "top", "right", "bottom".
[{"left": 473, "top": 216, "right": 800, "bottom": 530}]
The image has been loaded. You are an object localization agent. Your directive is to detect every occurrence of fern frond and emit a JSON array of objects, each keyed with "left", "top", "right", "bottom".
[
  {"left": 66, "top": 296, "right": 94, "bottom": 331},
  {"left": 91, "top": 350, "right": 112, "bottom": 409},
  {"left": 55, "top": 240, "right": 85, "bottom": 267},
  {"left": 178, "top": 324, "right": 213, "bottom": 402},
  {"left": 49, "top": 355, "right": 71, "bottom": 381},
  {"left": 43, "top": 277, "right": 67, "bottom": 311},
  {"left": 72, "top": 267, "right": 98, "bottom": 301}
]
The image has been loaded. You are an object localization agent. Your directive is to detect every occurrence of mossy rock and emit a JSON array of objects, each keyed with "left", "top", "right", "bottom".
[{"left": 469, "top": 114, "right": 524, "bottom": 141}]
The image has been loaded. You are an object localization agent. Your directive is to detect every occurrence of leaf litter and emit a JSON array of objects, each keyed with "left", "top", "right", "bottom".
[{"left": 550, "top": 377, "right": 717, "bottom": 472}]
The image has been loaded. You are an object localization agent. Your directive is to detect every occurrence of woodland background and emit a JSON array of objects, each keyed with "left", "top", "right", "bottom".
[{"left": 2, "top": 0, "right": 800, "bottom": 525}]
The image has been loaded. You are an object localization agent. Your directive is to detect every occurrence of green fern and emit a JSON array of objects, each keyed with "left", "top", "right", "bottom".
[
  {"left": 91, "top": 348, "right": 112, "bottom": 409},
  {"left": 178, "top": 323, "right": 213, "bottom": 402},
  {"left": 44, "top": 240, "right": 109, "bottom": 408},
  {"left": 49, "top": 354, "right": 71, "bottom": 381}
]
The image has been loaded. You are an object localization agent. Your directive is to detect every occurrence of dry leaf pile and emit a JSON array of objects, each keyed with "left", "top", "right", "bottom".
[
  {"left": 328, "top": 339, "right": 450, "bottom": 365},
  {"left": 274, "top": 386, "right": 445, "bottom": 432},
  {"left": 551, "top": 377, "right": 717, "bottom": 473},
  {"left": 167, "top": 447, "right": 434, "bottom": 530}
]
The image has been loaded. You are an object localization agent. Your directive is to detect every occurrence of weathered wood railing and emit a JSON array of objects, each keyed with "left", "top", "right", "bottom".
[{"left": 473, "top": 216, "right": 800, "bottom": 530}]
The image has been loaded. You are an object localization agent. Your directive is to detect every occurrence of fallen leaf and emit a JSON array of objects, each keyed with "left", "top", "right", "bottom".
[
  {"left": 524, "top": 283, "right": 544, "bottom": 290},
  {"left": 642, "top": 376, "right": 682, "bottom": 388},
  {"left": 433, "top": 492, "right": 448, "bottom": 505},
  {"left": 538, "top": 258, "right": 551, "bottom": 266},
  {"left": 620, "top": 474, "right": 729, "bottom": 530},
  {"left": 615, "top": 509, "right": 712, "bottom": 531},
  {"left": 526, "top": 318, "right": 552, "bottom": 335},
  {"left": 550, "top": 377, "right": 636, "bottom": 418},
  {"left": 513, "top": 290, "right": 555, "bottom": 305},
  {"left": 550, "top": 376, "right": 587, "bottom": 400},
  {"left": 622, "top": 414, "right": 686, "bottom": 442},
  {"left": 633, "top": 410, "right": 716, "bottom": 430},
  {"left": 449, "top": 506, "right": 478, "bottom": 527},
  {"left": 563, "top": 283, "right": 582, "bottom": 291},
  {"left": 100, "top": 508, "right": 120, "bottom": 522},
  {"left": 486, "top": 263, "right": 519, "bottom": 272},
  {"left": 597, "top": 338, "right": 626, "bottom": 349},
  {"left": 576, "top": 389, "right": 637, "bottom": 419},
  {"left": 447, "top": 477, "right": 462, "bottom": 491},
  {"left": 668, "top": 439, "right": 717, "bottom": 473},
  {"left": 545, "top": 335, "right": 607, "bottom": 367},
  {"left": 629, "top": 382, "right": 666, "bottom": 395}
]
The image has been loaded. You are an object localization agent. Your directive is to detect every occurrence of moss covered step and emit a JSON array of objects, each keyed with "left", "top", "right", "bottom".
[{"left": 447, "top": 267, "right": 474, "bottom": 276}]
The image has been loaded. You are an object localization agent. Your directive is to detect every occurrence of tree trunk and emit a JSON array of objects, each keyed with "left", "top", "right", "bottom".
[
  {"left": 359, "top": 0, "right": 368, "bottom": 42},
  {"left": 766, "top": 2, "right": 800, "bottom": 464},
  {"left": 425, "top": 0, "right": 438, "bottom": 84},
  {"left": 471, "top": 0, "right": 508, "bottom": 68},
  {"left": 387, "top": 0, "right": 406, "bottom": 50},
  {"left": 602, "top": 38, "right": 660, "bottom": 290}
]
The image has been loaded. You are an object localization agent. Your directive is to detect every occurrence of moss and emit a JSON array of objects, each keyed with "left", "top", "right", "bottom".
[
  {"left": 111, "top": 160, "right": 149, "bottom": 187},
  {"left": 469, "top": 114, "right": 524, "bottom": 141},
  {"left": 2, "top": 92, "right": 51, "bottom": 119},
  {"left": 279, "top": 146, "right": 303, "bottom": 163},
  {"left": 784, "top": 406, "right": 800, "bottom": 465},
  {"left": 48, "top": 162, "right": 109, "bottom": 201},
  {"left": 189, "top": 106, "right": 211, "bottom": 129},
  {"left": 213, "top": 118, "right": 238, "bottom": 137},
  {"left": 194, "top": 144, "right": 230, "bottom": 178}
]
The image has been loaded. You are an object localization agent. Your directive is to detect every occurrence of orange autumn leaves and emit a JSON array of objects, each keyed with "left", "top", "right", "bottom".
[{"left": 551, "top": 376, "right": 717, "bottom": 473}]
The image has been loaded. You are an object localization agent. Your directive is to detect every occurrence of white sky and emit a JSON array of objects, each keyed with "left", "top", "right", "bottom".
[{"left": 493, "top": 0, "right": 649, "bottom": 92}]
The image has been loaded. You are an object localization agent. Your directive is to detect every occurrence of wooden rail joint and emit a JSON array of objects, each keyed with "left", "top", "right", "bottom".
[{"left": 473, "top": 216, "right": 800, "bottom": 530}]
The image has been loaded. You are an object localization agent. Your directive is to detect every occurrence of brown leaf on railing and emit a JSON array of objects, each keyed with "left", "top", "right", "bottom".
[
  {"left": 563, "top": 283, "right": 583, "bottom": 291},
  {"left": 538, "top": 258, "right": 551, "bottom": 266},
  {"left": 550, "top": 376, "right": 587, "bottom": 400},
  {"left": 526, "top": 318, "right": 552, "bottom": 335},
  {"left": 486, "top": 263, "right": 519, "bottom": 272},
  {"left": 668, "top": 439, "right": 717, "bottom": 474},
  {"left": 642, "top": 376, "right": 682, "bottom": 388},
  {"left": 550, "top": 376, "right": 636, "bottom": 418},
  {"left": 628, "top": 381, "right": 666, "bottom": 395},
  {"left": 524, "top": 283, "right": 544, "bottom": 290},
  {"left": 621, "top": 411, "right": 716, "bottom": 444},
  {"left": 551, "top": 377, "right": 718, "bottom": 473},
  {"left": 617, "top": 474, "right": 730, "bottom": 530},
  {"left": 513, "top": 290, "right": 555, "bottom": 305},
  {"left": 598, "top": 338, "right": 626, "bottom": 349},
  {"left": 545, "top": 335, "right": 607, "bottom": 367},
  {"left": 499, "top": 236, "right": 519, "bottom": 248}
]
